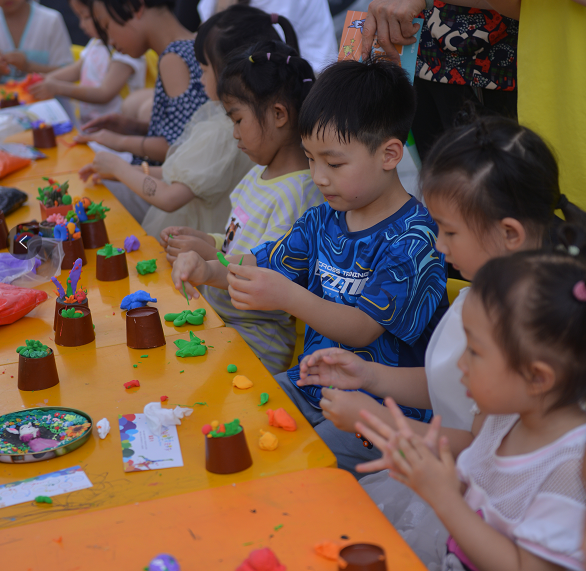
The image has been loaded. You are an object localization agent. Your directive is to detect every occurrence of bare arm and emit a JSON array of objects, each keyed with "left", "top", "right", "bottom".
[{"left": 44, "top": 59, "right": 82, "bottom": 82}]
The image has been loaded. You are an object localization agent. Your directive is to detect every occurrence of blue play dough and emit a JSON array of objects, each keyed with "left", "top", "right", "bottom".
[
  {"left": 149, "top": 554, "right": 180, "bottom": 571},
  {"left": 120, "top": 290, "right": 157, "bottom": 310}
]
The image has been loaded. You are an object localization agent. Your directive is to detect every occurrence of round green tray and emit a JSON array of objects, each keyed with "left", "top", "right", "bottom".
[{"left": 0, "top": 406, "right": 93, "bottom": 464}]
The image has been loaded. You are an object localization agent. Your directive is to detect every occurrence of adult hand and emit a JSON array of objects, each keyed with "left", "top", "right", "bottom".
[
  {"left": 362, "top": 0, "right": 425, "bottom": 63},
  {"left": 0, "top": 54, "right": 10, "bottom": 76},
  {"left": 3, "top": 51, "right": 28, "bottom": 72},
  {"left": 298, "top": 347, "right": 370, "bottom": 390},
  {"left": 320, "top": 388, "right": 382, "bottom": 433},
  {"left": 226, "top": 263, "right": 292, "bottom": 312},
  {"left": 74, "top": 130, "right": 125, "bottom": 152},
  {"left": 171, "top": 251, "right": 212, "bottom": 299},
  {"left": 80, "top": 113, "right": 132, "bottom": 135},
  {"left": 78, "top": 152, "right": 125, "bottom": 184},
  {"left": 28, "top": 78, "right": 59, "bottom": 100}
]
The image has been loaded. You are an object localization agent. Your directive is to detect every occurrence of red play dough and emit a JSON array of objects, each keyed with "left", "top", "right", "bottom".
[
  {"left": 123, "top": 380, "right": 140, "bottom": 389},
  {"left": 160, "top": 396, "right": 168, "bottom": 402},
  {"left": 235, "top": 548, "right": 286, "bottom": 571},
  {"left": 267, "top": 408, "right": 297, "bottom": 432},
  {"left": 0, "top": 283, "right": 48, "bottom": 325},
  {"left": 201, "top": 424, "right": 212, "bottom": 435}
]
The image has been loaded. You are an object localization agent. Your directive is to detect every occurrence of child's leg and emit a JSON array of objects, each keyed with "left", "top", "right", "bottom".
[{"left": 273, "top": 372, "right": 325, "bottom": 427}]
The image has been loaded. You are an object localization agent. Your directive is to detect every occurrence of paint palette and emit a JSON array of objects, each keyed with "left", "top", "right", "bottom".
[{"left": 0, "top": 407, "right": 93, "bottom": 464}]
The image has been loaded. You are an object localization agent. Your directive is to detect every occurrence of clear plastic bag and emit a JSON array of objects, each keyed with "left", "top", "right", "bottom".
[{"left": 0, "top": 238, "right": 63, "bottom": 286}]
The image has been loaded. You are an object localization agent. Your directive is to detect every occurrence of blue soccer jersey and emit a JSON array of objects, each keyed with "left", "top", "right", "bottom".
[{"left": 252, "top": 197, "right": 449, "bottom": 414}]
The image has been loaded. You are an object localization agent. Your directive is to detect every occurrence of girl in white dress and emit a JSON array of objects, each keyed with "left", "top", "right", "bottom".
[{"left": 356, "top": 246, "right": 586, "bottom": 571}]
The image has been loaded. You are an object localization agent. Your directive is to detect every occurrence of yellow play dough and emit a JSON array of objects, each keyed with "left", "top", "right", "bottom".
[
  {"left": 258, "top": 429, "right": 278, "bottom": 451},
  {"left": 232, "top": 375, "right": 253, "bottom": 389}
]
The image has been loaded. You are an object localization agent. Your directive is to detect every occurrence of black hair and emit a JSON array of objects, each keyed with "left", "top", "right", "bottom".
[
  {"left": 298, "top": 57, "right": 416, "bottom": 151},
  {"left": 217, "top": 39, "right": 315, "bottom": 128},
  {"left": 93, "top": 0, "right": 174, "bottom": 24},
  {"left": 421, "top": 115, "right": 586, "bottom": 242},
  {"left": 471, "top": 240, "right": 586, "bottom": 412},
  {"left": 73, "top": 0, "right": 91, "bottom": 7},
  {"left": 194, "top": 5, "right": 299, "bottom": 79}
]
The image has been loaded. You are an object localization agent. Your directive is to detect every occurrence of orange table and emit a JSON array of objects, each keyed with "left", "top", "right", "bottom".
[
  {"left": 0, "top": 236, "right": 224, "bottom": 363},
  {"left": 0, "top": 468, "right": 425, "bottom": 570},
  {"left": 0, "top": 328, "right": 336, "bottom": 528},
  {"left": 1, "top": 131, "right": 95, "bottom": 183}
]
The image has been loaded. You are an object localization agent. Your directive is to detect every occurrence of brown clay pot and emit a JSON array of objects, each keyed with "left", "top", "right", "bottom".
[
  {"left": 54, "top": 297, "right": 88, "bottom": 331},
  {"left": 55, "top": 305, "right": 95, "bottom": 347},
  {"left": 205, "top": 427, "right": 253, "bottom": 474},
  {"left": 0, "top": 211, "right": 8, "bottom": 250},
  {"left": 338, "top": 544, "right": 387, "bottom": 571},
  {"left": 96, "top": 250, "right": 128, "bottom": 281},
  {"left": 32, "top": 125, "right": 56, "bottom": 148},
  {"left": 18, "top": 351, "right": 60, "bottom": 391},
  {"left": 80, "top": 218, "right": 109, "bottom": 249},
  {"left": 126, "top": 307, "right": 166, "bottom": 349},
  {"left": 40, "top": 202, "right": 73, "bottom": 221},
  {"left": 61, "top": 238, "right": 87, "bottom": 270},
  {"left": 0, "top": 96, "right": 19, "bottom": 109}
]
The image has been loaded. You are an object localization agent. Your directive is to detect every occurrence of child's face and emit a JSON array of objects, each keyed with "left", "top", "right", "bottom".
[
  {"left": 92, "top": 0, "right": 147, "bottom": 58},
  {"left": 199, "top": 63, "right": 218, "bottom": 101},
  {"left": 458, "top": 293, "right": 531, "bottom": 414},
  {"left": 0, "top": 0, "right": 27, "bottom": 15},
  {"left": 427, "top": 197, "right": 500, "bottom": 281},
  {"left": 69, "top": 0, "right": 98, "bottom": 39},
  {"left": 301, "top": 127, "right": 397, "bottom": 212},
  {"left": 223, "top": 96, "right": 274, "bottom": 166}
]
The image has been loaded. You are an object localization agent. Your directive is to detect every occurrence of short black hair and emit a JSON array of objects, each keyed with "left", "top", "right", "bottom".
[
  {"left": 94, "top": 0, "right": 174, "bottom": 24},
  {"left": 217, "top": 40, "right": 315, "bottom": 128},
  {"left": 194, "top": 5, "right": 299, "bottom": 79},
  {"left": 298, "top": 57, "right": 416, "bottom": 152}
]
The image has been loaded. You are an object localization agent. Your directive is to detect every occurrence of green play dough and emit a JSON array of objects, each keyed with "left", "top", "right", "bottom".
[
  {"left": 216, "top": 251, "right": 229, "bottom": 267},
  {"left": 61, "top": 308, "right": 83, "bottom": 318},
  {"left": 35, "top": 496, "right": 53, "bottom": 504},
  {"left": 164, "top": 309, "right": 206, "bottom": 327},
  {"left": 227, "top": 364, "right": 237, "bottom": 373},
  {"left": 210, "top": 418, "right": 242, "bottom": 438},
  {"left": 136, "top": 259, "right": 157, "bottom": 275},
  {"left": 16, "top": 340, "right": 51, "bottom": 359},
  {"left": 258, "top": 393, "right": 269, "bottom": 406},
  {"left": 174, "top": 331, "right": 208, "bottom": 357},
  {"left": 97, "top": 243, "right": 124, "bottom": 258}
]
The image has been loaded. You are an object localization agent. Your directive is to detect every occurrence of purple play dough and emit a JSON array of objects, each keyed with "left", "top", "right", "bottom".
[
  {"left": 28, "top": 438, "right": 60, "bottom": 452},
  {"left": 149, "top": 554, "right": 180, "bottom": 571},
  {"left": 124, "top": 235, "right": 140, "bottom": 252}
]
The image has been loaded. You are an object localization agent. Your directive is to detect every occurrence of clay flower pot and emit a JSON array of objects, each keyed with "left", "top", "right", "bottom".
[
  {"left": 126, "top": 307, "right": 166, "bottom": 349},
  {"left": 0, "top": 211, "right": 8, "bottom": 250},
  {"left": 32, "top": 124, "right": 57, "bottom": 148},
  {"left": 205, "top": 428, "right": 253, "bottom": 474},
  {"left": 80, "top": 218, "right": 109, "bottom": 249},
  {"left": 338, "top": 544, "right": 387, "bottom": 571},
  {"left": 40, "top": 202, "right": 73, "bottom": 221},
  {"left": 54, "top": 297, "right": 88, "bottom": 331},
  {"left": 61, "top": 237, "right": 87, "bottom": 270},
  {"left": 18, "top": 351, "right": 60, "bottom": 391},
  {"left": 0, "top": 95, "right": 19, "bottom": 109},
  {"left": 55, "top": 305, "right": 95, "bottom": 347},
  {"left": 96, "top": 249, "right": 128, "bottom": 281}
]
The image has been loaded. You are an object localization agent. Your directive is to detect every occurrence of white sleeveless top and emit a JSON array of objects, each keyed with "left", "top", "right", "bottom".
[{"left": 425, "top": 288, "right": 475, "bottom": 431}]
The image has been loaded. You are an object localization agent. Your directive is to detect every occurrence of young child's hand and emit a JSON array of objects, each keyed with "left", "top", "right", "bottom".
[
  {"left": 78, "top": 152, "right": 124, "bottom": 184},
  {"left": 0, "top": 54, "right": 9, "bottom": 76},
  {"left": 171, "top": 251, "right": 212, "bottom": 300},
  {"left": 320, "top": 388, "right": 381, "bottom": 432},
  {"left": 160, "top": 226, "right": 192, "bottom": 245},
  {"left": 298, "top": 348, "right": 370, "bottom": 389},
  {"left": 226, "top": 263, "right": 292, "bottom": 312},
  {"left": 75, "top": 130, "right": 124, "bottom": 152},
  {"left": 165, "top": 234, "right": 216, "bottom": 263},
  {"left": 29, "top": 78, "right": 59, "bottom": 100},
  {"left": 80, "top": 113, "right": 131, "bottom": 135},
  {"left": 355, "top": 397, "right": 442, "bottom": 474},
  {"left": 3, "top": 51, "right": 27, "bottom": 71}
]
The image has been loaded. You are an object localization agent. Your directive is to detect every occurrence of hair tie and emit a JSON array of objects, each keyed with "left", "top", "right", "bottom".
[
  {"left": 270, "top": 13, "right": 279, "bottom": 24},
  {"left": 267, "top": 53, "right": 271, "bottom": 61},
  {"left": 248, "top": 55, "right": 254, "bottom": 63},
  {"left": 286, "top": 55, "right": 291, "bottom": 64},
  {"left": 573, "top": 280, "right": 586, "bottom": 302},
  {"left": 556, "top": 194, "right": 569, "bottom": 210},
  {"left": 303, "top": 78, "right": 312, "bottom": 82}
]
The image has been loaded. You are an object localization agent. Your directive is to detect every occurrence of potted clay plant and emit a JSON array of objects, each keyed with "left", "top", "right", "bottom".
[
  {"left": 96, "top": 243, "right": 128, "bottom": 281},
  {"left": 54, "top": 305, "right": 95, "bottom": 347},
  {"left": 37, "top": 178, "right": 73, "bottom": 220},
  {"left": 202, "top": 418, "right": 253, "bottom": 474},
  {"left": 42, "top": 211, "right": 87, "bottom": 270},
  {"left": 126, "top": 306, "right": 165, "bottom": 349},
  {"left": 16, "top": 340, "right": 60, "bottom": 391},
  {"left": 77, "top": 199, "right": 110, "bottom": 249},
  {"left": 31, "top": 121, "right": 56, "bottom": 148},
  {"left": 51, "top": 258, "right": 88, "bottom": 330},
  {"left": 0, "top": 90, "right": 19, "bottom": 109}
]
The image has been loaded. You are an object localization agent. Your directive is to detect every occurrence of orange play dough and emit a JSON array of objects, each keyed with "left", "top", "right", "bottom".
[
  {"left": 258, "top": 429, "right": 278, "bottom": 451},
  {"left": 267, "top": 408, "right": 297, "bottom": 432},
  {"left": 232, "top": 375, "right": 254, "bottom": 389},
  {"left": 314, "top": 541, "right": 342, "bottom": 561}
]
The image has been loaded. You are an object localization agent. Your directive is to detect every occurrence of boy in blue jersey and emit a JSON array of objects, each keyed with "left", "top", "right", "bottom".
[{"left": 172, "top": 58, "right": 448, "bottom": 476}]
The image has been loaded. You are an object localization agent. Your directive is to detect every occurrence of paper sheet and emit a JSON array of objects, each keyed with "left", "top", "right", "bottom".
[
  {"left": 0, "top": 465, "right": 92, "bottom": 508},
  {"left": 118, "top": 413, "right": 184, "bottom": 472}
]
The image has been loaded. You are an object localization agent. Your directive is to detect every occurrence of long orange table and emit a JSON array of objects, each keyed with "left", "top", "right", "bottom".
[{"left": 0, "top": 468, "right": 426, "bottom": 570}]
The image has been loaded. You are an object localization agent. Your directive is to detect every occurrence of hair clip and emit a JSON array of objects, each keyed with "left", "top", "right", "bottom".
[
  {"left": 303, "top": 78, "right": 312, "bottom": 82},
  {"left": 286, "top": 56, "right": 291, "bottom": 64},
  {"left": 270, "top": 13, "right": 279, "bottom": 24},
  {"left": 573, "top": 280, "right": 586, "bottom": 302},
  {"left": 248, "top": 55, "right": 254, "bottom": 63},
  {"left": 267, "top": 53, "right": 271, "bottom": 61}
]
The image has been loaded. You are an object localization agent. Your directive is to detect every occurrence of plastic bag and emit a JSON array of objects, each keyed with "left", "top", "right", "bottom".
[
  {"left": 0, "top": 238, "right": 63, "bottom": 287},
  {"left": 0, "top": 282, "right": 48, "bottom": 325},
  {"left": 0, "top": 150, "right": 30, "bottom": 179},
  {"left": 0, "top": 186, "right": 28, "bottom": 215}
]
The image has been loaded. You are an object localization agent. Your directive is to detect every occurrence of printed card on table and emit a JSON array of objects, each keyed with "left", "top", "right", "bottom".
[
  {"left": 0, "top": 465, "right": 92, "bottom": 508},
  {"left": 118, "top": 413, "right": 184, "bottom": 472},
  {"left": 338, "top": 10, "right": 423, "bottom": 83}
]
